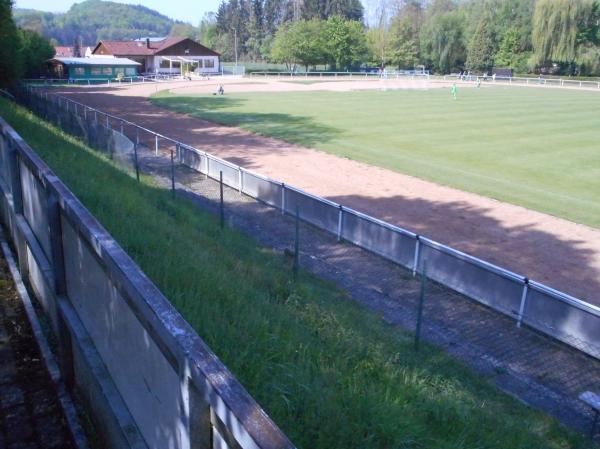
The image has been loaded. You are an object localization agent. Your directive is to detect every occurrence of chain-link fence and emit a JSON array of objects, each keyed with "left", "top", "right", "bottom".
[{"left": 20, "top": 85, "right": 600, "bottom": 361}]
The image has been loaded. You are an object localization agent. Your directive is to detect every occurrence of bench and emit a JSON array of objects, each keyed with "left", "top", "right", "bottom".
[{"left": 580, "top": 391, "right": 600, "bottom": 437}]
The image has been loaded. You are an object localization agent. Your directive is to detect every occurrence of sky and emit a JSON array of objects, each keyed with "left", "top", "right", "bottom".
[{"left": 15, "top": 0, "right": 373, "bottom": 25}]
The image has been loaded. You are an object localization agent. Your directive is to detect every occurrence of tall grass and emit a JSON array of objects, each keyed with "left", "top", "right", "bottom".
[{"left": 0, "top": 98, "right": 587, "bottom": 449}]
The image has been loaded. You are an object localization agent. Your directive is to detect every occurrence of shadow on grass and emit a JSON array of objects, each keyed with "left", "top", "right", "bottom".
[{"left": 150, "top": 94, "right": 341, "bottom": 148}]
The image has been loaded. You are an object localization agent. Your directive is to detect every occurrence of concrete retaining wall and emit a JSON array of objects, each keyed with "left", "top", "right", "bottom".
[{"left": 0, "top": 115, "right": 295, "bottom": 449}]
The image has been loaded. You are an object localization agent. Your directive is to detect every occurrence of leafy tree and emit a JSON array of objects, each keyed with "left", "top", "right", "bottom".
[
  {"left": 366, "top": 0, "right": 392, "bottom": 67},
  {"left": 199, "top": 12, "right": 218, "bottom": 49},
  {"left": 466, "top": 15, "right": 495, "bottom": 71},
  {"left": 19, "top": 28, "right": 54, "bottom": 78},
  {"left": 532, "top": 0, "right": 596, "bottom": 68},
  {"left": 420, "top": 9, "right": 466, "bottom": 73},
  {"left": 323, "top": 16, "right": 368, "bottom": 69},
  {"left": 0, "top": 0, "right": 22, "bottom": 86},
  {"left": 389, "top": 1, "right": 424, "bottom": 69},
  {"left": 366, "top": 27, "right": 393, "bottom": 67},
  {"left": 271, "top": 19, "right": 326, "bottom": 70}
]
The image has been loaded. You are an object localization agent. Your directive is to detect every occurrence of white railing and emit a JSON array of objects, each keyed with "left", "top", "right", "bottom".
[
  {"left": 443, "top": 74, "right": 600, "bottom": 89},
  {"left": 22, "top": 74, "right": 187, "bottom": 87},
  {"left": 248, "top": 70, "right": 429, "bottom": 79}
]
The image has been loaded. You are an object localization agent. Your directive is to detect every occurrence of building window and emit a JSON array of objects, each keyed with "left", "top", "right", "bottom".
[
  {"left": 74, "top": 67, "right": 85, "bottom": 76},
  {"left": 204, "top": 59, "right": 214, "bottom": 68},
  {"left": 91, "top": 67, "right": 102, "bottom": 75},
  {"left": 102, "top": 67, "right": 113, "bottom": 75},
  {"left": 125, "top": 67, "right": 136, "bottom": 76},
  {"left": 114, "top": 68, "right": 124, "bottom": 75}
]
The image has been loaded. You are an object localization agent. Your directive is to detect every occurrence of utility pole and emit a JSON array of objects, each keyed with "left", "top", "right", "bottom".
[{"left": 232, "top": 27, "right": 238, "bottom": 67}]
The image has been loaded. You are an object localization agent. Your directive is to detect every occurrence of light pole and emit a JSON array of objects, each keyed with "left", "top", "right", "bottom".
[{"left": 231, "top": 27, "right": 238, "bottom": 68}]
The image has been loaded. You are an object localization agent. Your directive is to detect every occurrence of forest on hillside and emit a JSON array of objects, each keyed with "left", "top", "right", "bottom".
[{"left": 13, "top": 0, "right": 179, "bottom": 46}]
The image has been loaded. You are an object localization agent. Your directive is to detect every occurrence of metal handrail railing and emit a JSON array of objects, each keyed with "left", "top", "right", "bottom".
[{"left": 23, "top": 86, "right": 600, "bottom": 357}]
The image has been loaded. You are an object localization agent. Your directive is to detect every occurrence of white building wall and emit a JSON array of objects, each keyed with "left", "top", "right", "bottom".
[{"left": 150, "top": 55, "right": 219, "bottom": 74}]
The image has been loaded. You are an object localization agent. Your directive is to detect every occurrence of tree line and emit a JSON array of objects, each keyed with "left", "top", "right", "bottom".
[
  {"left": 6, "top": 0, "right": 600, "bottom": 79},
  {"left": 203, "top": 0, "right": 600, "bottom": 76},
  {"left": 1, "top": 0, "right": 54, "bottom": 86}
]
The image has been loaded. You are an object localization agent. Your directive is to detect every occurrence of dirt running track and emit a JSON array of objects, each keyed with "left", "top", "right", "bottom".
[{"left": 57, "top": 78, "right": 600, "bottom": 306}]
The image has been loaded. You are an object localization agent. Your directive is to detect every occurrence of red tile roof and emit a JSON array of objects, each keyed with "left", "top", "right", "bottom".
[
  {"left": 92, "top": 37, "right": 219, "bottom": 57},
  {"left": 54, "top": 46, "right": 74, "bottom": 57}
]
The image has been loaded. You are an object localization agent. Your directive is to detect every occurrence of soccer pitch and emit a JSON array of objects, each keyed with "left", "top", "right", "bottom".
[{"left": 151, "top": 86, "right": 600, "bottom": 228}]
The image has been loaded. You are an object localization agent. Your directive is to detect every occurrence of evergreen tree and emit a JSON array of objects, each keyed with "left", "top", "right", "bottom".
[
  {"left": 389, "top": 0, "right": 423, "bottom": 69},
  {"left": 0, "top": 0, "right": 22, "bottom": 86},
  {"left": 466, "top": 15, "right": 495, "bottom": 71}
]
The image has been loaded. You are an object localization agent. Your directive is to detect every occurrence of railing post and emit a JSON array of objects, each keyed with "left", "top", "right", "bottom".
[
  {"left": 120, "top": 120, "right": 124, "bottom": 135},
  {"left": 293, "top": 206, "right": 300, "bottom": 280},
  {"left": 281, "top": 183, "right": 286, "bottom": 214},
  {"left": 133, "top": 134, "right": 140, "bottom": 183},
  {"left": 336, "top": 205, "right": 343, "bottom": 242},
  {"left": 219, "top": 171, "right": 225, "bottom": 229},
  {"left": 46, "top": 187, "right": 76, "bottom": 387},
  {"left": 517, "top": 278, "right": 529, "bottom": 328},
  {"left": 414, "top": 261, "right": 427, "bottom": 351},
  {"left": 4, "top": 140, "right": 23, "bottom": 217},
  {"left": 6, "top": 140, "right": 27, "bottom": 277},
  {"left": 170, "top": 149, "right": 176, "bottom": 198},
  {"left": 46, "top": 190, "right": 66, "bottom": 295},
  {"left": 155, "top": 134, "right": 159, "bottom": 156},
  {"left": 238, "top": 167, "right": 242, "bottom": 194},
  {"left": 412, "top": 235, "right": 421, "bottom": 276}
]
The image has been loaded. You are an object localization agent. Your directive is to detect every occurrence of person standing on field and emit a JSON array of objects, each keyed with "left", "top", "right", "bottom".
[{"left": 451, "top": 83, "right": 458, "bottom": 100}]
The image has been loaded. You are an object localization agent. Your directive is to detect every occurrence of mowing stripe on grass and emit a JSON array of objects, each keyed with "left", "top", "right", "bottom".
[{"left": 151, "top": 87, "right": 600, "bottom": 228}]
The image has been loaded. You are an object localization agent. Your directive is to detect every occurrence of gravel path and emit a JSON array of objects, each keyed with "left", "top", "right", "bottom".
[{"left": 0, "top": 250, "right": 78, "bottom": 449}]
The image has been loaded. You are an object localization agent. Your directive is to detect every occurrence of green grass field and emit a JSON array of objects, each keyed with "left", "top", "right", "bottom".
[
  {"left": 0, "top": 98, "right": 588, "bottom": 448},
  {"left": 151, "top": 86, "right": 600, "bottom": 228}
]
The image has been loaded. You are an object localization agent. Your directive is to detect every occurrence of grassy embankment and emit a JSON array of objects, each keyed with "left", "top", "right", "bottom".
[
  {"left": 0, "top": 97, "right": 588, "bottom": 449},
  {"left": 151, "top": 87, "right": 600, "bottom": 228}
]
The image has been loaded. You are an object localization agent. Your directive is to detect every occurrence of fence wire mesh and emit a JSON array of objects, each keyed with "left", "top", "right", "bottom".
[{"left": 18, "top": 86, "right": 600, "bottom": 363}]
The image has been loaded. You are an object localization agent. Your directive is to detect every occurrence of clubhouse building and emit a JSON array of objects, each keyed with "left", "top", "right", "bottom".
[{"left": 91, "top": 37, "right": 220, "bottom": 75}]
